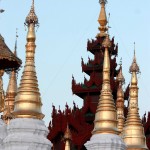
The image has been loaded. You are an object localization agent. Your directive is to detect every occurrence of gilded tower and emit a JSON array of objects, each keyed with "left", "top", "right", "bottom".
[
  {"left": 116, "top": 62, "right": 125, "bottom": 134},
  {"left": 3, "top": 1, "right": 52, "bottom": 149},
  {"left": 85, "top": 1, "right": 126, "bottom": 149},
  {"left": 12, "top": 0, "right": 44, "bottom": 119},
  {"left": 122, "top": 47, "right": 148, "bottom": 150},
  {"left": 92, "top": 35, "right": 118, "bottom": 135},
  {"left": 3, "top": 33, "right": 18, "bottom": 124}
]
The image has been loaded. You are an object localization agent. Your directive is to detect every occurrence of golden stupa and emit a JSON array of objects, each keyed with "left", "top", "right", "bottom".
[
  {"left": 122, "top": 46, "right": 148, "bottom": 150},
  {"left": 92, "top": 33, "right": 119, "bottom": 134},
  {"left": 116, "top": 62, "right": 125, "bottom": 134},
  {"left": 92, "top": 0, "right": 119, "bottom": 136},
  {"left": 13, "top": 0, "right": 44, "bottom": 119}
]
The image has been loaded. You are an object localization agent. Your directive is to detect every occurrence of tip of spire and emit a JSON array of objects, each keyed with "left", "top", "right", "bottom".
[
  {"left": 129, "top": 42, "right": 140, "bottom": 73},
  {"left": 25, "top": 0, "right": 39, "bottom": 27},
  {"left": 97, "top": 0, "right": 108, "bottom": 37},
  {"left": 14, "top": 28, "right": 18, "bottom": 56},
  {"left": 134, "top": 42, "right": 136, "bottom": 57}
]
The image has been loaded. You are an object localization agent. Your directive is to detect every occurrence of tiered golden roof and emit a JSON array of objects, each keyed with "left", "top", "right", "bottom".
[
  {"left": 92, "top": 35, "right": 119, "bottom": 135},
  {"left": 13, "top": 0, "right": 44, "bottom": 119},
  {"left": 122, "top": 47, "right": 148, "bottom": 149},
  {"left": 97, "top": 0, "right": 108, "bottom": 37},
  {"left": 116, "top": 62, "right": 125, "bottom": 134},
  {"left": 64, "top": 124, "right": 72, "bottom": 150}
]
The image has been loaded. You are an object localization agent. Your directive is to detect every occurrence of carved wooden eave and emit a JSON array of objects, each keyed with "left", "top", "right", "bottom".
[
  {"left": 87, "top": 36, "right": 118, "bottom": 56},
  {"left": 0, "top": 35, "right": 22, "bottom": 71},
  {"left": 82, "top": 96, "right": 97, "bottom": 114},
  {"left": 72, "top": 73, "right": 118, "bottom": 99},
  {"left": 82, "top": 57, "right": 117, "bottom": 76}
]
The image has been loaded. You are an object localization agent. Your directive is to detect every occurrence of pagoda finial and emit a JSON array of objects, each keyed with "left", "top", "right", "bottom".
[
  {"left": 129, "top": 43, "right": 140, "bottom": 74},
  {"left": 25, "top": 0, "right": 38, "bottom": 27},
  {"left": 14, "top": 28, "right": 18, "bottom": 56},
  {"left": 64, "top": 124, "right": 72, "bottom": 150},
  {"left": 13, "top": 0, "right": 44, "bottom": 119},
  {"left": 122, "top": 46, "right": 148, "bottom": 149},
  {"left": 97, "top": 0, "right": 108, "bottom": 37},
  {"left": 116, "top": 61, "right": 125, "bottom": 134},
  {"left": 92, "top": 34, "right": 119, "bottom": 134}
]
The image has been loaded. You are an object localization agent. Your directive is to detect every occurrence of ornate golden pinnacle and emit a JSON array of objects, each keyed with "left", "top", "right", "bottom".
[
  {"left": 97, "top": 0, "right": 108, "bottom": 37},
  {"left": 116, "top": 64, "right": 125, "bottom": 134},
  {"left": 25, "top": 0, "right": 39, "bottom": 27},
  {"left": 129, "top": 48, "right": 140, "bottom": 74},
  {"left": 122, "top": 48, "right": 148, "bottom": 149},
  {"left": 13, "top": 0, "right": 44, "bottom": 119},
  {"left": 92, "top": 35, "right": 119, "bottom": 135}
]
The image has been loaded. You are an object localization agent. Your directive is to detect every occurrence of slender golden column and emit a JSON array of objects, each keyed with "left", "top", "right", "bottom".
[
  {"left": 3, "top": 69, "right": 17, "bottom": 123},
  {"left": 97, "top": 0, "right": 108, "bottom": 37},
  {"left": 116, "top": 62, "right": 125, "bottom": 134},
  {"left": 92, "top": 35, "right": 119, "bottom": 135},
  {"left": 64, "top": 124, "right": 72, "bottom": 150},
  {"left": 0, "top": 70, "right": 5, "bottom": 113},
  {"left": 3, "top": 34, "right": 18, "bottom": 124},
  {"left": 122, "top": 48, "right": 148, "bottom": 150},
  {"left": 13, "top": 0, "right": 44, "bottom": 119}
]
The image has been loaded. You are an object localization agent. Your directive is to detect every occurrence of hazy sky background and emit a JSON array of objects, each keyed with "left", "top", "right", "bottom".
[{"left": 0, "top": 0, "right": 150, "bottom": 125}]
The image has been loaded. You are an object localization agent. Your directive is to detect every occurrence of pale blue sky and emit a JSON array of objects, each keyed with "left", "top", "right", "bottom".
[{"left": 1, "top": 0, "right": 150, "bottom": 125}]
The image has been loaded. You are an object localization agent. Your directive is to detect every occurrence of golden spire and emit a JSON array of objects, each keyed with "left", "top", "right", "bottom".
[
  {"left": 13, "top": 0, "right": 44, "bottom": 119},
  {"left": 97, "top": 0, "right": 108, "bottom": 37},
  {"left": 116, "top": 60, "right": 125, "bottom": 134},
  {"left": 64, "top": 124, "right": 72, "bottom": 150},
  {"left": 3, "top": 31, "right": 18, "bottom": 124},
  {"left": 92, "top": 35, "right": 119, "bottom": 135},
  {"left": 0, "top": 69, "right": 5, "bottom": 113},
  {"left": 122, "top": 45, "right": 148, "bottom": 149}
]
